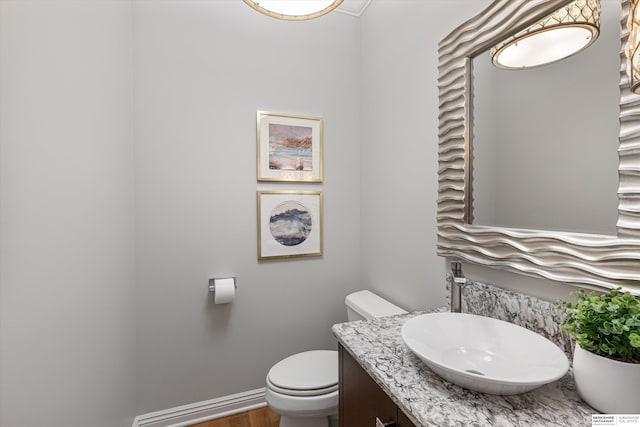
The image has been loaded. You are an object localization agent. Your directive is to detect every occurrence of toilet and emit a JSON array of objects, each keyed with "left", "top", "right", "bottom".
[{"left": 265, "top": 290, "right": 407, "bottom": 427}]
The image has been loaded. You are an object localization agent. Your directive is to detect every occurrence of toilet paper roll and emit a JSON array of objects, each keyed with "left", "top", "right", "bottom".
[{"left": 213, "top": 278, "right": 235, "bottom": 304}]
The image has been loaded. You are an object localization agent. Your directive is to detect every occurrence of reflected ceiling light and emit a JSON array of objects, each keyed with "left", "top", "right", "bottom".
[
  {"left": 242, "top": 0, "right": 344, "bottom": 20},
  {"left": 626, "top": 0, "right": 640, "bottom": 93},
  {"left": 491, "top": 0, "right": 601, "bottom": 70}
]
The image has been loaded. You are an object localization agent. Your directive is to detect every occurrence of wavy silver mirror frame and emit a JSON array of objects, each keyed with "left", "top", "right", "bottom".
[{"left": 437, "top": 0, "right": 640, "bottom": 293}]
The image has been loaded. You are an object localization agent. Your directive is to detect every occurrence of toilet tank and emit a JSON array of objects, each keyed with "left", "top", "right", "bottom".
[{"left": 345, "top": 290, "right": 407, "bottom": 321}]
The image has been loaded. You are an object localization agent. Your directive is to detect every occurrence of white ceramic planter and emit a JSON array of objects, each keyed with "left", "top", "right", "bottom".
[{"left": 573, "top": 344, "right": 640, "bottom": 414}]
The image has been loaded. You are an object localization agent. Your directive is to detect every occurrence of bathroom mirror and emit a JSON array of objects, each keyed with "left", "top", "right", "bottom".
[
  {"left": 471, "top": 0, "right": 621, "bottom": 235},
  {"left": 437, "top": 0, "right": 640, "bottom": 293}
]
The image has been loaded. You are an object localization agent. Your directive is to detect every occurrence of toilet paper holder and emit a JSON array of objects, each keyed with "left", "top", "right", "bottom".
[{"left": 208, "top": 277, "right": 237, "bottom": 293}]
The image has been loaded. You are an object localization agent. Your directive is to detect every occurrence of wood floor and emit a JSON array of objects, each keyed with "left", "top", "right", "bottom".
[{"left": 188, "top": 406, "right": 280, "bottom": 427}]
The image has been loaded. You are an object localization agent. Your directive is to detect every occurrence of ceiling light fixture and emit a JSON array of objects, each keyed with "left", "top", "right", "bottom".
[
  {"left": 242, "top": 0, "right": 344, "bottom": 21},
  {"left": 491, "top": 0, "right": 601, "bottom": 70},
  {"left": 627, "top": 0, "right": 640, "bottom": 93}
]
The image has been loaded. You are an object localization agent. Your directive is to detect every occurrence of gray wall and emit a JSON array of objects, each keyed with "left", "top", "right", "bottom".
[
  {"left": 132, "top": 0, "right": 362, "bottom": 414},
  {"left": 0, "top": 0, "right": 362, "bottom": 423},
  {"left": 360, "top": 0, "right": 453, "bottom": 312},
  {"left": 359, "top": 0, "right": 582, "bottom": 306},
  {"left": 0, "top": 1, "right": 136, "bottom": 426}
]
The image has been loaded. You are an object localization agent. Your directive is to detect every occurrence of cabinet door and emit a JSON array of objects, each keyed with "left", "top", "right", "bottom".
[
  {"left": 397, "top": 410, "right": 416, "bottom": 427},
  {"left": 339, "top": 345, "right": 397, "bottom": 427}
]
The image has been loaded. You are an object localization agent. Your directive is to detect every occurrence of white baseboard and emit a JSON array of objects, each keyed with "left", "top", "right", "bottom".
[{"left": 132, "top": 388, "right": 267, "bottom": 427}]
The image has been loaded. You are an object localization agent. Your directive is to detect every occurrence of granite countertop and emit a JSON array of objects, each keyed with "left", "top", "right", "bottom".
[{"left": 332, "top": 310, "right": 595, "bottom": 427}]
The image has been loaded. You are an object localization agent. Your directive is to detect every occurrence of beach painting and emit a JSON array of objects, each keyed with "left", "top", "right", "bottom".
[
  {"left": 257, "top": 190, "right": 323, "bottom": 260},
  {"left": 257, "top": 111, "right": 323, "bottom": 182},
  {"left": 268, "top": 124, "right": 313, "bottom": 172}
]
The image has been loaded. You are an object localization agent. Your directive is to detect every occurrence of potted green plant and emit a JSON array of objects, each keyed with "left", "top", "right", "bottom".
[{"left": 559, "top": 287, "right": 640, "bottom": 413}]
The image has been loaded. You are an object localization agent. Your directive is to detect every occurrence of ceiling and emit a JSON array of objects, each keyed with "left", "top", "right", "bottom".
[{"left": 336, "top": 0, "right": 372, "bottom": 17}]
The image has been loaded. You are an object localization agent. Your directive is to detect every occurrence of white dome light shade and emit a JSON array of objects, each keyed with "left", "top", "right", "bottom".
[
  {"left": 242, "top": 0, "right": 344, "bottom": 20},
  {"left": 491, "top": 0, "right": 600, "bottom": 70},
  {"left": 494, "top": 26, "right": 596, "bottom": 69},
  {"left": 626, "top": 0, "right": 640, "bottom": 94}
]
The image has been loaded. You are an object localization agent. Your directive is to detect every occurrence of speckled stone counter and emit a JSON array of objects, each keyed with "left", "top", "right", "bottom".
[{"left": 332, "top": 281, "right": 596, "bottom": 427}]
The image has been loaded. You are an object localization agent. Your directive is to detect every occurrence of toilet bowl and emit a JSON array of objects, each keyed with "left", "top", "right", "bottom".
[
  {"left": 265, "top": 291, "right": 407, "bottom": 427},
  {"left": 265, "top": 350, "right": 338, "bottom": 427}
]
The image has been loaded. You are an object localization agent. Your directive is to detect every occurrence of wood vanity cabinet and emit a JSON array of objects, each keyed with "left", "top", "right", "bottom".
[{"left": 339, "top": 345, "right": 418, "bottom": 427}]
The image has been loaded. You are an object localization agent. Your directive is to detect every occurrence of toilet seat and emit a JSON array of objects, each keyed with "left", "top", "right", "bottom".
[
  {"left": 266, "top": 350, "right": 338, "bottom": 397},
  {"left": 267, "top": 376, "right": 338, "bottom": 396}
]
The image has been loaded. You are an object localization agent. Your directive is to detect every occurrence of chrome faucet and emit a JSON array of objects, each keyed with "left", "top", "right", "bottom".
[{"left": 450, "top": 261, "right": 468, "bottom": 313}]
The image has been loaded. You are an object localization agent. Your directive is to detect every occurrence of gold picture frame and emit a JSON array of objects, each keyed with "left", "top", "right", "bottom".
[
  {"left": 257, "top": 190, "right": 323, "bottom": 260},
  {"left": 256, "top": 111, "right": 323, "bottom": 182}
]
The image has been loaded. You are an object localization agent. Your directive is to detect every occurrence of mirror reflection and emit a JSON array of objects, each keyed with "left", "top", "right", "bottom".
[{"left": 471, "top": 0, "right": 621, "bottom": 235}]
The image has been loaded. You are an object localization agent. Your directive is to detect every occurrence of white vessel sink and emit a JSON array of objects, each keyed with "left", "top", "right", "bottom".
[{"left": 401, "top": 312, "right": 569, "bottom": 395}]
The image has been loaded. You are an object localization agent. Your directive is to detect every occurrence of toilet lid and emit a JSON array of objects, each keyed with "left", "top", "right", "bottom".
[
  {"left": 266, "top": 376, "right": 338, "bottom": 397},
  {"left": 267, "top": 350, "right": 338, "bottom": 393}
]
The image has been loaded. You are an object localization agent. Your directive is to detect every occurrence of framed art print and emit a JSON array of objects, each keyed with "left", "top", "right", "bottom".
[
  {"left": 257, "top": 190, "right": 323, "bottom": 260},
  {"left": 256, "top": 111, "right": 323, "bottom": 182}
]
